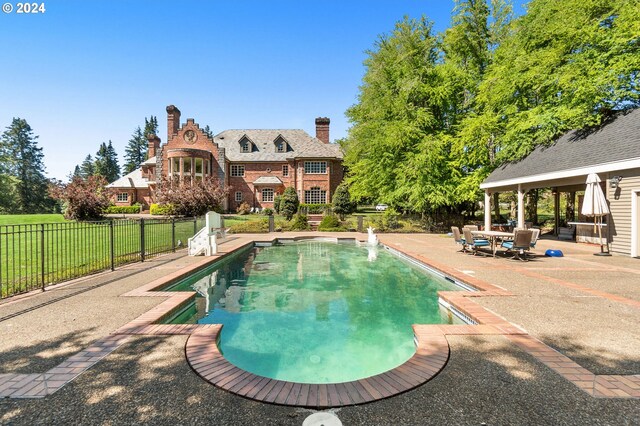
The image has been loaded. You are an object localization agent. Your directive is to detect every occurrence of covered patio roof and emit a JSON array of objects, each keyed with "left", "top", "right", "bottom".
[
  {"left": 480, "top": 109, "right": 640, "bottom": 229},
  {"left": 481, "top": 109, "right": 640, "bottom": 192}
]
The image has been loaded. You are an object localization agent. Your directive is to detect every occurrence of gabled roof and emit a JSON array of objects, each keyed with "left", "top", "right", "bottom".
[
  {"left": 106, "top": 169, "right": 150, "bottom": 189},
  {"left": 482, "top": 109, "right": 640, "bottom": 188},
  {"left": 253, "top": 176, "right": 283, "bottom": 185},
  {"left": 213, "top": 129, "right": 343, "bottom": 162}
]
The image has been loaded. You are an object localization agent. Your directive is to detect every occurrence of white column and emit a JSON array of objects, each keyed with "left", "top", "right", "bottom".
[
  {"left": 517, "top": 185, "right": 525, "bottom": 229},
  {"left": 484, "top": 190, "right": 492, "bottom": 231}
]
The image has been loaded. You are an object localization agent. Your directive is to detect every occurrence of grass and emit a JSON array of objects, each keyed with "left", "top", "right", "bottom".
[
  {"left": 0, "top": 214, "right": 68, "bottom": 225},
  {"left": 0, "top": 216, "right": 204, "bottom": 299}
]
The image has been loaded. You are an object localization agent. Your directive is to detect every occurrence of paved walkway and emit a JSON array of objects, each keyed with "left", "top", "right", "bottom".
[{"left": 0, "top": 232, "right": 638, "bottom": 424}]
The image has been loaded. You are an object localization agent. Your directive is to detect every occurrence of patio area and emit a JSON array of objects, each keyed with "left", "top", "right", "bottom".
[{"left": 0, "top": 233, "right": 638, "bottom": 425}]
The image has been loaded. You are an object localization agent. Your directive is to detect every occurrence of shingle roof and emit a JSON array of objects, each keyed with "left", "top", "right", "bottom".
[
  {"left": 484, "top": 109, "right": 640, "bottom": 184},
  {"left": 213, "top": 129, "right": 343, "bottom": 162},
  {"left": 106, "top": 169, "right": 151, "bottom": 188},
  {"left": 253, "top": 176, "right": 283, "bottom": 185}
]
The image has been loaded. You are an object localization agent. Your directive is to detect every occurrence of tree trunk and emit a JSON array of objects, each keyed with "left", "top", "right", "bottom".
[
  {"left": 566, "top": 192, "right": 576, "bottom": 223},
  {"left": 493, "top": 193, "right": 501, "bottom": 223},
  {"left": 525, "top": 189, "right": 539, "bottom": 225}
]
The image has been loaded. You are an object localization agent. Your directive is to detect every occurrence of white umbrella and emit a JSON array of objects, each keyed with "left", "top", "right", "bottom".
[{"left": 581, "top": 173, "right": 610, "bottom": 255}]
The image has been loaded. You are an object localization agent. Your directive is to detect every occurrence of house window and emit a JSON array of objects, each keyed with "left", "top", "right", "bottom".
[
  {"left": 304, "top": 187, "right": 326, "bottom": 204},
  {"left": 183, "top": 158, "right": 192, "bottom": 175},
  {"left": 195, "top": 158, "right": 203, "bottom": 176},
  {"left": 240, "top": 140, "right": 251, "bottom": 153},
  {"left": 235, "top": 191, "right": 243, "bottom": 202},
  {"left": 117, "top": 193, "right": 129, "bottom": 202},
  {"left": 282, "top": 164, "right": 289, "bottom": 176},
  {"left": 262, "top": 188, "right": 274, "bottom": 202},
  {"left": 304, "top": 161, "right": 327, "bottom": 174},
  {"left": 230, "top": 164, "right": 245, "bottom": 177},
  {"left": 171, "top": 158, "right": 180, "bottom": 177},
  {"left": 276, "top": 141, "right": 285, "bottom": 153}
]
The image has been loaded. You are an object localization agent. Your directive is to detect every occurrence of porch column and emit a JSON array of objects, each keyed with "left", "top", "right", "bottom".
[
  {"left": 484, "top": 190, "right": 492, "bottom": 231},
  {"left": 553, "top": 188, "right": 560, "bottom": 236},
  {"left": 517, "top": 185, "right": 525, "bottom": 229}
]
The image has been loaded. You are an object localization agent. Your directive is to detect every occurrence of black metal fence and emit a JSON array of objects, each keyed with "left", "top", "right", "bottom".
[{"left": 0, "top": 217, "right": 205, "bottom": 299}]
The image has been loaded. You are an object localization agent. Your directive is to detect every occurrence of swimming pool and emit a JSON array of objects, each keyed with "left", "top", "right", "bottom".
[{"left": 165, "top": 240, "right": 462, "bottom": 384}]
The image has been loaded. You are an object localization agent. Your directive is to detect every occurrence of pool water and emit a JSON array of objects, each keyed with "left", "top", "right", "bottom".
[{"left": 166, "top": 241, "right": 461, "bottom": 384}]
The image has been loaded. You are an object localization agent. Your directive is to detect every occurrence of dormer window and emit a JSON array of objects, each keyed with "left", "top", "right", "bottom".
[
  {"left": 274, "top": 136, "right": 290, "bottom": 153},
  {"left": 239, "top": 136, "right": 255, "bottom": 153}
]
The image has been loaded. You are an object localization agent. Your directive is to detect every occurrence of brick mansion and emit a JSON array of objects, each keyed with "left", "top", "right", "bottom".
[{"left": 107, "top": 105, "right": 344, "bottom": 212}]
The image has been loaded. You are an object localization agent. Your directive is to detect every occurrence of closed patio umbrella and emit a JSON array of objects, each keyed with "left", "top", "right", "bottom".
[{"left": 581, "top": 173, "right": 610, "bottom": 256}]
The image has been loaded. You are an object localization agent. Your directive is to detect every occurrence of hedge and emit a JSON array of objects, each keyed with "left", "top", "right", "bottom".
[
  {"left": 150, "top": 203, "right": 175, "bottom": 215},
  {"left": 104, "top": 205, "right": 142, "bottom": 214}
]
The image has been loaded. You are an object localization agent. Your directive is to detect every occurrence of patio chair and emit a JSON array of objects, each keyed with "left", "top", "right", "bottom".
[
  {"left": 529, "top": 228, "right": 540, "bottom": 249},
  {"left": 451, "top": 226, "right": 467, "bottom": 252},
  {"left": 500, "top": 229, "right": 533, "bottom": 261},
  {"left": 462, "top": 228, "right": 490, "bottom": 256},
  {"left": 463, "top": 225, "right": 479, "bottom": 231}
]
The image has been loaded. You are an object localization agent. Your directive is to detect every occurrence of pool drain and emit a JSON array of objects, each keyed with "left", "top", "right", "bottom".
[
  {"left": 309, "top": 355, "right": 321, "bottom": 363},
  {"left": 302, "top": 412, "right": 342, "bottom": 426}
]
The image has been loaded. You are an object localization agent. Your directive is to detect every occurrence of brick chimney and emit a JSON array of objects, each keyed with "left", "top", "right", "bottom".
[
  {"left": 166, "top": 105, "right": 181, "bottom": 141},
  {"left": 147, "top": 134, "right": 161, "bottom": 159},
  {"left": 315, "top": 117, "right": 330, "bottom": 144}
]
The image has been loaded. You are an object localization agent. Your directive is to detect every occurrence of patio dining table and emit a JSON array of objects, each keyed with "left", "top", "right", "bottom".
[{"left": 470, "top": 230, "right": 514, "bottom": 257}]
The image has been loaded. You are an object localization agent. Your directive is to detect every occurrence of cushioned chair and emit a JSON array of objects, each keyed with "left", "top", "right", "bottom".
[
  {"left": 462, "top": 228, "right": 490, "bottom": 256},
  {"left": 451, "top": 226, "right": 467, "bottom": 252},
  {"left": 501, "top": 229, "right": 533, "bottom": 261}
]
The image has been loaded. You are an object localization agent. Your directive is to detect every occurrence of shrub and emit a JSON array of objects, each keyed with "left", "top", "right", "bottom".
[
  {"left": 299, "top": 203, "right": 331, "bottom": 214},
  {"left": 150, "top": 203, "right": 175, "bottom": 215},
  {"left": 289, "top": 214, "right": 309, "bottom": 231},
  {"left": 372, "top": 208, "right": 401, "bottom": 231},
  {"left": 273, "top": 194, "right": 282, "bottom": 214},
  {"left": 280, "top": 187, "right": 299, "bottom": 220},
  {"left": 332, "top": 184, "right": 355, "bottom": 220},
  {"left": 262, "top": 208, "right": 273, "bottom": 216},
  {"left": 229, "top": 219, "right": 269, "bottom": 233},
  {"left": 154, "top": 176, "right": 228, "bottom": 216},
  {"left": 236, "top": 202, "right": 251, "bottom": 215},
  {"left": 318, "top": 215, "right": 347, "bottom": 231},
  {"left": 49, "top": 175, "right": 113, "bottom": 221},
  {"left": 104, "top": 205, "right": 141, "bottom": 214}
]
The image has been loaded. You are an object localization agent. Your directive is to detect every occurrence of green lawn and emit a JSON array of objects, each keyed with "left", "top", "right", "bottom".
[
  {"left": 0, "top": 216, "right": 204, "bottom": 299},
  {"left": 0, "top": 214, "right": 68, "bottom": 225}
]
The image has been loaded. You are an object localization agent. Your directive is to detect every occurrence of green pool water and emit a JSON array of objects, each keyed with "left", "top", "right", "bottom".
[{"left": 166, "top": 240, "right": 461, "bottom": 384}]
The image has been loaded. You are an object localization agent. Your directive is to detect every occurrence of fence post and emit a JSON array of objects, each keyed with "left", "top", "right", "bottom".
[
  {"left": 40, "top": 224, "right": 45, "bottom": 291},
  {"left": 172, "top": 217, "right": 176, "bottom": 252},
  {"left": 110, "top": 220, "right": 115, "bottom": 271},
  {"left": 268, "top": 215, "right": 274, "bottom": 232},
  {"left": 140, "top": 218, "right": 145, "bottom": 262},
  {"left": 357, "top": 216, "right": 364, "bottom": 233},
  {"left": 193, "top": 216, "right": 197, "bottom": 235}
]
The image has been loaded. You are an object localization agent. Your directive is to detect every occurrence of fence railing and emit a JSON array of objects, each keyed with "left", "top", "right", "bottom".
[{"left": 0, "top": 217, "right": 205, "bottom": 299}]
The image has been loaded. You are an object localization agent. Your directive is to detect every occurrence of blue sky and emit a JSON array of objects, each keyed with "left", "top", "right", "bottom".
[{"left": 0, "top": 0, "right": 526, "bottom": 180}]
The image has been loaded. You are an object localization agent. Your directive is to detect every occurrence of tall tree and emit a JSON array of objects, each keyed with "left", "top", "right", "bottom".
[
  {"left": 94, "top": 141, "right": 120, "bottom": 183},
  {"left": 344, "top": 16, "right": 461, "bottom": 213},
  {"left": 143, "top": 115, "right": 158, "bottom": 138},
  {"left": 123, "top": 126, "right": 146, "bottom": 174},
  {"left": 79, "top": 154, "right": 95, "bottom": 178},
  {"left": 0, "top": 118, "right": 50, "bottom": 213}
]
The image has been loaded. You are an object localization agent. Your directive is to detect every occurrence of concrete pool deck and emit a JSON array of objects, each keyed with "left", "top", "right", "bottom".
[{"left": 0, "top": 232, "right": 639, "bottom": 424}]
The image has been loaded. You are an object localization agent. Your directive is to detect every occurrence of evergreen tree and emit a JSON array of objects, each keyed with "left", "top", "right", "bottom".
[
  {"left": 73, "top": 165, "right": 81, "bottom": 177},
  {"left": 123, "top": 126, "right": 146, "bottom": 174},
  {"left": 94, "top": 141, "right": 120, "bottom": 183},
  {"left": 0, "top": 118, "right": 51, "bottom": 213},
  {"left": 280, "top": 187, "right": 300, "bottom": 220},
  {"left": 203, "top": 125, "right": 214, "bottom": 139},
  {"left": 143, "top": 115, "right": 158, "bottom": 138},
  {"left": 79, "top": 155, "right": 95, "bottom": 178},
  {"left": 332, "top": 183, "right": 355, "bottom": 220}
]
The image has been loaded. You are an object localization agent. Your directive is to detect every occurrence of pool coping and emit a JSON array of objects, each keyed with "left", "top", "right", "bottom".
[{"left": 3, "top": 233, "right": 638, "bottom": 400}]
